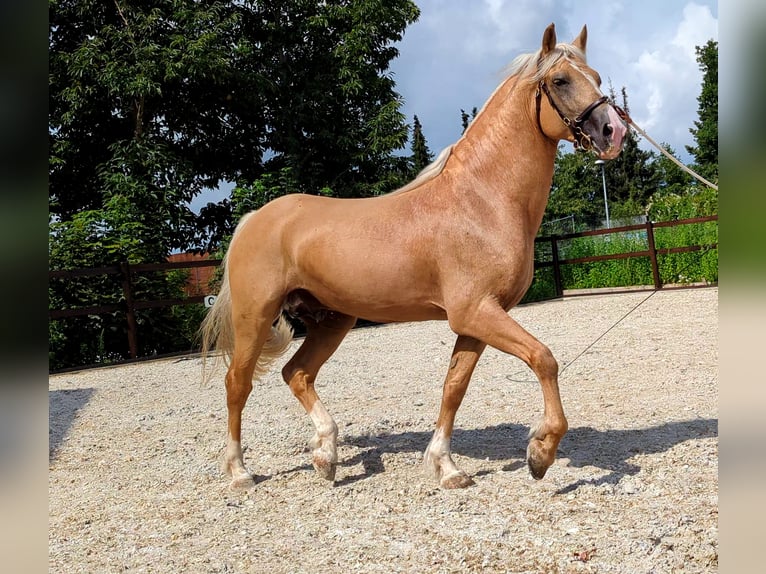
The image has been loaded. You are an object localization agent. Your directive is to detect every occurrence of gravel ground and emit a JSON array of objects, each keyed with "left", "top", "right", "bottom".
[{"left": 49, "top": 288, "right": 718, "bottom": 573}]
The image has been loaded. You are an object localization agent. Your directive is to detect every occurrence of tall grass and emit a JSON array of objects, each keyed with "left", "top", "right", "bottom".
[{"left": 521, "top": 217, "right": 717, "bottom": 303}]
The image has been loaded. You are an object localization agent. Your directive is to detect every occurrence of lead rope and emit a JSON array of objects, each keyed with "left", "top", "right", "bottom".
[
  {"left": 505, "top": 290, "right": 657, "bottom": 383},
  {"left": 614, "top": 106, "right": 719, "bottom": 191}
]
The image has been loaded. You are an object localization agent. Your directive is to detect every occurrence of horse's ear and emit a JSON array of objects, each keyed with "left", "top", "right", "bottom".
[
  {"left": 541, "top": 23, "right": 557, "bottom": 56},
  {"left": 572, "top": 25, "right": 588, "bottom": 52}
]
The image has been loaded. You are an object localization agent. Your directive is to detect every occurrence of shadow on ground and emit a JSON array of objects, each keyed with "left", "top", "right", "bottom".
[
  {"left": 300, "top": 418, "right": 718, "bottom": 491},
  {"left": 49, "top": 388, "right": 95, "bottom": 462}
]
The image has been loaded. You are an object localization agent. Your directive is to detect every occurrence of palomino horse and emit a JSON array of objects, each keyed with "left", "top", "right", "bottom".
[{"left": 202, "top": 23, "right": 626, "bottom": 490}]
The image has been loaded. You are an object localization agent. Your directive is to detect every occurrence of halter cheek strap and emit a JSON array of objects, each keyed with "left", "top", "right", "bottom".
[{"left": 535, "top": 80, "right": 609, "bottom": 151}]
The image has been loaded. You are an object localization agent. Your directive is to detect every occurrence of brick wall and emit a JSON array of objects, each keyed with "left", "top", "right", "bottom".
[{"left": 167, "top": 252, "right": 217, "bottom": 296}]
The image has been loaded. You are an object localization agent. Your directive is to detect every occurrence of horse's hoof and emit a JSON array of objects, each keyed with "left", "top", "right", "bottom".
[
  {"left": 440, "top": 471, "right": 475, "bottom": 489},
  {"left": 229, "top": 474, "right": 256, "bottom": 490},
  {"left": 527, "top": 459, "right": 548, "bottom": 480},
  {"left": 526, "top": 441, "right": 551, "bottom": 480},
  {"left": 312, "top": 455, "right": 337, "bottom": 482}
]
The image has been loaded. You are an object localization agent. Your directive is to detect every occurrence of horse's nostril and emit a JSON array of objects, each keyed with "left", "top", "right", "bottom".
[{"left": 603, "top": 123, "right": 614, "bottom": 137}]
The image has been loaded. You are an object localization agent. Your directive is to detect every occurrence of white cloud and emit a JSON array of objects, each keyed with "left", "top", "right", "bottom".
[
  {"left": 629, "top": 3, "right": 718, "bottom": 152},
  {"left": 672, "top": 3, "right": 719, "bottom": 57}
]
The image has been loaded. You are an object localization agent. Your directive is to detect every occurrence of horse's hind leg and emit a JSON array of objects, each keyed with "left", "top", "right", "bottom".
[
  {"left": 281, "top": 312, "right": 356, "bottom": 482},
  {"left": 424, "top": 335, "right": 486, "bottom": 489},
  {"left": 222, "top": 304, "right": 283, "bottom": 490}
]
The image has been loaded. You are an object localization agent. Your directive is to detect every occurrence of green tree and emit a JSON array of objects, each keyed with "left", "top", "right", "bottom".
[
  {"left": 654, "top": 143, "right": 692, "bottom": 196},
  {"left": 686, "top": 40, "right": 718, "bottom": 183},
  {"left": 50, "top": 0, "right": 261, "bottom": 256},
  {"left": 255, "top": 0, "right": 419, "bottom": 199},
  {"left": 49, "top": 0, "right": 420, "bottom": 368},
  {"left": 544, "top": 146, "right": 603, "bottom": 232},
  {"left": 601, "top": 86, "right": 660, "bottom": 217},
  {"left": 410, "top": 114, "right": 433, "bottom": 175},
  {"left": 50, "top": 0, "right": 420, "bottom": 257},
  {"left": 460, "top": 107, "right": 478, "bottom": 133}
]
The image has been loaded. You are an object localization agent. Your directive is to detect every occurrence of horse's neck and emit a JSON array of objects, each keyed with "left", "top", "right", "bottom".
[{"left": 445, "top": 76, "right": 557, "bottom": 231}]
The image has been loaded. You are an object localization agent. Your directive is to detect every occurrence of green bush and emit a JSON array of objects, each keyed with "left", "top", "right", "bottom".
[
  {"left": 49, "top": 268, "right": 206, "bottom": 371},
  {"left": 521, "top": 267, "right": 558, "bottom": 303},
  {"left": 523, "top": 211, "right": 718, "bottom": 300},
  {"left": 647, "top": 186, "right": 718, "bottom": 221},
  {"left": 558, "top": 232, "right": 654, "bottom": 289}
]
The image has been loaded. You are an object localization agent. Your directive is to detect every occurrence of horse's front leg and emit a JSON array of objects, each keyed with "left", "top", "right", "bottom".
[
  {"left": 424, "top": 335, "right": 486, "bottom": 488},
  {"left": 451, "top": 300, "right": 568, "bottom": 480}
]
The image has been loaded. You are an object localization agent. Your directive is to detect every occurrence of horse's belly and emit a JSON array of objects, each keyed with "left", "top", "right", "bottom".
[
  {"left": 297, "top": 279, "right": 447, "bottom": 323},
  {"left": 291, "top": 256, "right": 447, "bottom": 323}
]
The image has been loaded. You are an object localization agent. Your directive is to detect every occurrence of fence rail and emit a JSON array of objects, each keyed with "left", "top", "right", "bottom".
[
  {"left": 49, "top": 215, "right": 717, "bottom": 362},
  {"left": 532, "top": 214, "right": 717, "bottom": 297},
  {"left": 49, "top": 258, "right": 222, "bottom": 359}
]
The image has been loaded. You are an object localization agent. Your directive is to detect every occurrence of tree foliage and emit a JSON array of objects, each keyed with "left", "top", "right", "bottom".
[
  {"left": 49, "top": 0, "right": 420, "bottom": 369},
  {"left": 460, "top": 107, "right": 478, "bottom": 133},
  {"left": 653, "top": 144, "right": 692, "bottom": 196},
  {"left": 50, "top": 0, "right": 420, "bottom": 258},
  {"left": 410, "top": 114, "right": 433, "bottom": 174},
  {"left": 50, "top": 0, "right": 249, "bottom": 256},
  {"left": 253, "top": 0, "right": 419, "bottom": 200},
  {"left": 544, "top": 146, "right": 603, "bottom": 232},
  {"left": 686, "top": 40, "right": 718, "bottom": 183}
]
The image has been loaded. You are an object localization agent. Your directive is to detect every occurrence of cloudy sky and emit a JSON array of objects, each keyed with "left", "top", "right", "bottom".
[{"left": 391, "top": 0, "right": 718, "bottom": 163}]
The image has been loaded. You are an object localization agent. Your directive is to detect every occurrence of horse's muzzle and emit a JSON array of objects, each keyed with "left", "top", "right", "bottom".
[{"left": 590, "top": 105, "right": 627, "bottom": 160}]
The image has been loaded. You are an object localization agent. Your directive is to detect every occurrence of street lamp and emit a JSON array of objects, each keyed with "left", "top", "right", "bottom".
[{"left": 594, "top": 159, "right": 610, "bottom": 228}]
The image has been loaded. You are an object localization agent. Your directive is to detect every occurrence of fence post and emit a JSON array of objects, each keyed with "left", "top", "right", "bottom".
[
  {"left": 120, "top": 261, "right": 139, "bottom": 359},
  {"left": 645, "top": 220, "right": 662, "bottom": 290},
  {"left": 550, "top": 236, "right": 564, "bottom": 298}
]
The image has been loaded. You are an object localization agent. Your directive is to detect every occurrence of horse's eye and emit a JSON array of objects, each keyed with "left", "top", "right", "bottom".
[{"left": 552, "top": 77, "right": 568, "bottom": 87}]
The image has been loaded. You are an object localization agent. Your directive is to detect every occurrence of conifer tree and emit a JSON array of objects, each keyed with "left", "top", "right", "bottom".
[
  {"left": 460, "top": 107, "right": 478, "bottom": 133},
  {"left": 410, "top": 114, "right": 433, "bottom": 174},
  {"left": 686, "top": 40, "right": 718, "bottom": 182}
]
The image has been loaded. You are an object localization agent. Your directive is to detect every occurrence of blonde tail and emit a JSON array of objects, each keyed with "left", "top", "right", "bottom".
[{"left": 200, "top": 222, "right": 294, "bottom": 385}]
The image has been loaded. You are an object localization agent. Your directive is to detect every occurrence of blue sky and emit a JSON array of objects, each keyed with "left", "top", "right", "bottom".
[
  {"left": 191, "top": 0, "right": 718, "bottom": 212},
  {"left": 391, "top": 0, "right": 718, "bottom": 163}
]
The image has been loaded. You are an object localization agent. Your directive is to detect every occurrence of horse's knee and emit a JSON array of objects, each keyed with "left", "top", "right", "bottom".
[{"left": 530, "top": 343, "right": 558, "bottom": 380}]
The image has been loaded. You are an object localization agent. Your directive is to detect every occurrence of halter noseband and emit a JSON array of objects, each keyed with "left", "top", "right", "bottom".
[{"left": 535, "top": 80, "right": 609, "bottom": 151}]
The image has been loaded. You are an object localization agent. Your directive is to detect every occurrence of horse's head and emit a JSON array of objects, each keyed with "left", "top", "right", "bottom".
[{"left": 534, "top": 23, "right": 626, "bottom": 160}]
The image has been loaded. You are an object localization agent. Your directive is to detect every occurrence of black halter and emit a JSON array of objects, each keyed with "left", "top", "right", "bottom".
[{"left": 535, "top": 80, "right": 609, "bottom": 151}]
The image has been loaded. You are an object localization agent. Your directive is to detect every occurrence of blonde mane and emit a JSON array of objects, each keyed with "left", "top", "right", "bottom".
[
  {"left": 391, "top": 42, "right": 586, "bottom": 196},
  {"left": 392, "top": 145, "right": 453, "bottom": 194}
]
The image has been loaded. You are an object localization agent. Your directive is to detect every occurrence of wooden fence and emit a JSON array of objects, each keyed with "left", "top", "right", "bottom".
[
  {"left": 49, "top": 215, "right": 717, "bottom": 362},
  {"left": 533, "top": 214, "right": 718, "bottom": 298},
  {"left": 49, "top": 258, "right": 221, "bottom": 360}
]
